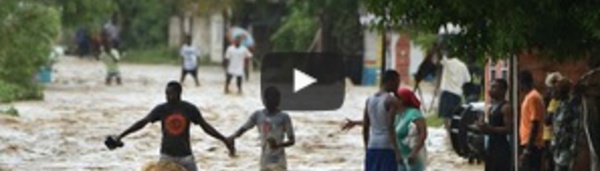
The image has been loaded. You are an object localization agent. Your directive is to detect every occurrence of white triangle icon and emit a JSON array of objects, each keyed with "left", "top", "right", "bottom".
[{"left": 294, "top": 69, "right": 316, "bottom": 93}]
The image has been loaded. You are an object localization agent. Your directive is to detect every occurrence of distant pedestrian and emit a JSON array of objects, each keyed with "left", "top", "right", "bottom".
[
  {"left": 100, "top": 41, "right": 121, "bottom": 85},
  {"left": 224, "top": 35, "right": 252, "bottom": 94},
  {"left": 438, "top": 55, "right": 471, "bottom": 133},
  {"left": 103, "top": 18, "right": 120, "bottom": 50},
  {"left": 75, "top": 27, "right": 90, "bottom": 58},
  {"left": 179, "top": 35, "right": 201, "bottom": 86}
]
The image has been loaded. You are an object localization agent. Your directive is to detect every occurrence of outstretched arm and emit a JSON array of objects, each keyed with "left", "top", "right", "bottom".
[
  {"left": 197, "top": 117, "right": 227, "bottom": 142},
  {"left": 117, "top": 117, "right": 151, "bottom": 140},
  {"left": 231, "top": 113, "right": 257, "bottom": 138},
  {"left": 117, "top": 107, "right": 161, "bottom": 140},
  {"left": 341, "top": 119, "right": 364, "bottom": 131}
]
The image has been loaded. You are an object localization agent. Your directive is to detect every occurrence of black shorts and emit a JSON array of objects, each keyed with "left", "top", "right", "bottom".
[
  {"left": 182, "top": 69, "right": 198, "bottom": 77},
  {"left": 439, "top": 91, "right": 462, "bottom": 118}
]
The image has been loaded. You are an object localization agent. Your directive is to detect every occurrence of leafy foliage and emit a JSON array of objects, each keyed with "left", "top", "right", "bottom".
[
  {"left": 41, "top": 0, "right": 116, "bottom": 29},
  {"left": 363, "top": 0, "right": 600, "bottom": 59},
  {"left": 271, "top": 0, "right": 362, "bottom": 54},
  {"left": 270, "top": 3, "right": 318, "bottom": 52},
  {"left": 113, "top": 0, "right": 175, "bottom": 48},
  {"left": 0, "top": 0, "right": 60, "bottom": 102}
]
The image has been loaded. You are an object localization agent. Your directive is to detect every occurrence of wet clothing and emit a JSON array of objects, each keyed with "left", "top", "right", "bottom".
[
  {"left": 367, "top": 92, "right": 394, "bottom": 149},
  {"left": 439, "top": 57, "right": 471, "bottom": 96},
  {"left": 145, "top": 101, "right": 203, "bottom": 157},
  {"left": 395, "top": 107, "right": 426, "bottom": 171},
  {"left": 225, "top": 45, "right": 252, "bottom": 77},
  {"left": 485, "top": 101, "right": 511, "bottom": 171},
  {"left": 365, "top": 92, "right": 398, "bottom": 171},
  {"left": 366, "top": 149, "right": 398, "bottom": 171},
  {"left": 160, "top": 154, "right": 197, "bottom": 171},
  {"left": 520, "top": 90, "right": 545, "bottom": 148},
  {"left": 240, "top": 109, "right": 295, "bottom": 171},
  {"left": 180, "top": 44, "right": 200, "bottom": 71},
  {"left": 438, "top": 91, "right": 462, "bottom": 119},
  {"left": 552, "top": 97, "right": 582, "bottom": 169},
  {"left": 181, "top": 69, "right": 198, "bottom": 81},
  {"left": 100, "top": 49, "right": 121, "bottom": 83},
  {"left": 100, "top": 49, "right": 120, "bottom": 74}
]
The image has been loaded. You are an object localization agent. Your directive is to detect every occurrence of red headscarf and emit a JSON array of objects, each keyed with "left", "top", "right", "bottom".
[{"left": 397, "top": 87, "right": 421, "bottom": 109}]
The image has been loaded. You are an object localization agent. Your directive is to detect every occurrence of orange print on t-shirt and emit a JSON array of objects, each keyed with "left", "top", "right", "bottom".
[{"left": 165, "top": 113, "right": 187, "bottom": 136}]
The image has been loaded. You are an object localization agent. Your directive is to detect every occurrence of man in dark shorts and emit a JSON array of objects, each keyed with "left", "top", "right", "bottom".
[
  {"left": 474, "top": 79, "right": 513, "bottom": 171},
  {"left": 363, "top": 70, "right": 403, "bottom": 171},
  {"left": 180, "top": 35, "right": 201, "bottom": 86},
  {"left": 438, "top": 56, "right": 471, "bottom": 132},
  {"left": 106, "top": 81, "right": 234, "bottom": 171}
]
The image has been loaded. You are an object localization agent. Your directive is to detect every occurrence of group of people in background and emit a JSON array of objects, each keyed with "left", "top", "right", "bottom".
[
  {"left": 80, "top": 22, "right": 255, "bottom": 90},
  {"left": 405, "top": 42, "right": 587, "bottom": 171},
  {"left": 518, "top": 70, "right": 582, "bottom": 171},
  {"left": 472, "top": 69, "right": 583, "bottom": 171},
  {"left": 178, "top": 26, "right": 254, "bottom": 94}
]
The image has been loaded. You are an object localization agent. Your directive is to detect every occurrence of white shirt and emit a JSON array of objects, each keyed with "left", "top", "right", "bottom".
[
  {"left": 225, "top": 45, "right": 252, "bottom": 76},
  {"left": 180, "top": 44, "right": 200, "bottom": 70},
  {"left": 440, "top": 57, "right": 471, "bottom": 95},
  {"left": 103, "top": 22, "right": 119, "bottom": 40}
]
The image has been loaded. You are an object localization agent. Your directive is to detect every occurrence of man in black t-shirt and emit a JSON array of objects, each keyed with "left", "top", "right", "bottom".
[{"left": 106, "top": 81, "right": 234, "bottom": 171}]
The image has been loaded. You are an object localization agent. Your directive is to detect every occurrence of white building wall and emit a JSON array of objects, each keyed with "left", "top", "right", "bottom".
[{"left": 210, "top": 13, "right": 224, "bottom": 63}]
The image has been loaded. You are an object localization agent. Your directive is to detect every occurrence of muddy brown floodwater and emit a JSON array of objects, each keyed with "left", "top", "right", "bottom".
[{"left": 0, "top": 57, "right": 483, "bottom": 171}]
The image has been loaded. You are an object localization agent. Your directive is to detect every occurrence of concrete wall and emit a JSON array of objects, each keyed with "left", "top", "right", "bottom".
[
  {"left": 169, "top": 13, "right": 225, "bottom": 63},
  {"left": 168, "top": 16, "right": 182, "bottom": 49},
  {"left": 209, "top": 13, "right": 224, "bottom": 63}
]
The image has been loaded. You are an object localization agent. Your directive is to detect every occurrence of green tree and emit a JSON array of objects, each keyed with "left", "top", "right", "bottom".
[
  {"left": 271, "top": 0, "right": 363, "bottom": 54},
  {"left": 363, "top": 0, "right": 600, "bottom": 59},
  {"left": 0, "top": 0, "right": 61, "bottom": 102},
  {"left": 270, "top": 2, "right": 319, "bottom": 52},
  {"left": 42, "top": 0, "right": 116, "bottom": 29},
  {"left": 113, "top": 0, "right": 174, "bottom": 48}
]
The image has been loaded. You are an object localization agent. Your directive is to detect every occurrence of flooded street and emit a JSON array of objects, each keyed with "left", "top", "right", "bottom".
[{"left": 0, "top": 57, "right": 482, "bottom": 171}]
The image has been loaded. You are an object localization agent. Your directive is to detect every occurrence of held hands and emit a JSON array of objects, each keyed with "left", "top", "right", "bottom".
[{"left": 225, "top": 136, "right": 236, "bottom": 157}]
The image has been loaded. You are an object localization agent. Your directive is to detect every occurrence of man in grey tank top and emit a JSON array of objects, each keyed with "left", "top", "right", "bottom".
[{"left": 363, "top": 70, "right": 404, "bottom": 171}]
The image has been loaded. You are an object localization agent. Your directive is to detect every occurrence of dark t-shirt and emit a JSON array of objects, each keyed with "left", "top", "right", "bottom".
[{"left": 145, "top": 101, "right": 202, "bottom": 157}]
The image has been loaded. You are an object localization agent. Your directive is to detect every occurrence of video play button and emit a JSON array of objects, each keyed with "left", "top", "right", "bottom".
[
  {"left": 261, "top": 53, "right": 345, "bottom": 111},
  {"left": 294, "top": 69, "right": 316, "bottom": 93}
]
